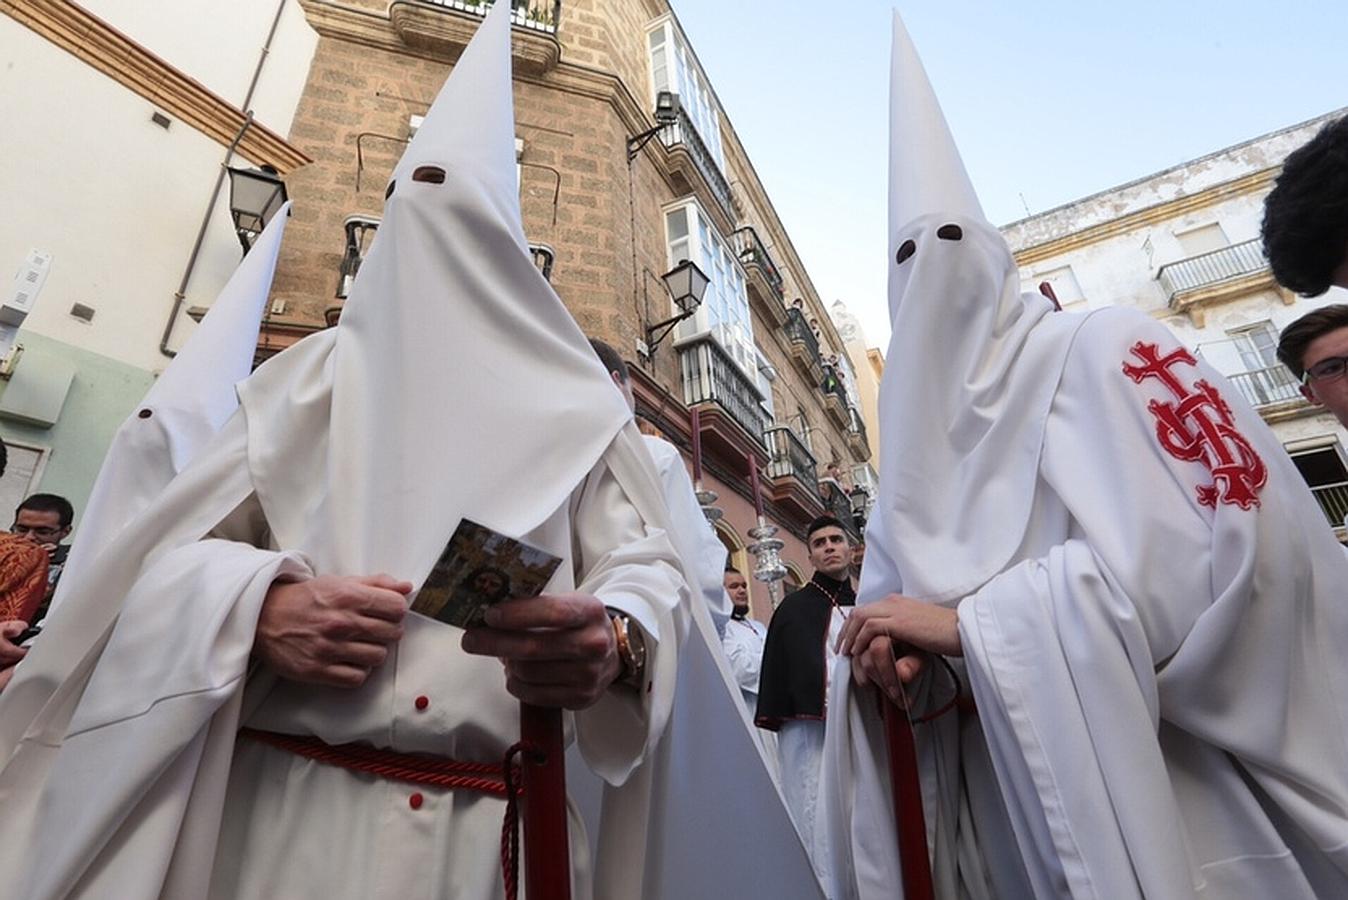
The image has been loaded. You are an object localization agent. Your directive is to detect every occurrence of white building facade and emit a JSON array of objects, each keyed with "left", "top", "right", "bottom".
[
  {"left": 1003, "top": 108, "right": 1348, "bottom": 539},
  {"left": 0, "top": 0, "right": 316, "bottom": 518}
]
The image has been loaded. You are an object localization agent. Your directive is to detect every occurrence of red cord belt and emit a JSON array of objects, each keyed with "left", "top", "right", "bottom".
[{"left": 237, "top": 727, "right": 537, "bottom": 900}]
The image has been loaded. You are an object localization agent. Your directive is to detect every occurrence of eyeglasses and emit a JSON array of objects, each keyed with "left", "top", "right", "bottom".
[
  {"left": 1302, "top": 355, "right": 1348, "bottom": 385},
  {"left": 11, "top": 523, "right": 63, "bottom": 539}
]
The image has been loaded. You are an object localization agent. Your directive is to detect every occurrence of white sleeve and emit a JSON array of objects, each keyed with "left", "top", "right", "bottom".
[
  {"left": 722, "top": 621, "right": 762, "bottom": 694},
  {"left": 569, "top": 456, "right": 687, "bottom": 786}
]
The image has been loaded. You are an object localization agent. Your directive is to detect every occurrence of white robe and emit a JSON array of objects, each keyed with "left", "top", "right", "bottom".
[
  {"left": 5, "top": 414, "right": 688, "bottom": 900},
  {"left": 780, "top": 605, "right": 847, "bottom": 863},
  {"left": 820, "top": 308, "right": 1348, "bottom": 899},
  {"left": 722, "top": 615, "right": 768, "bottom": 704},
  {"left": 642, "top": 435, "right": 730, "bottom": 637}
]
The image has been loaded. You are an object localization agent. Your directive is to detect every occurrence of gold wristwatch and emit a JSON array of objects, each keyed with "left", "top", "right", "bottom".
[{"left": 609, "top": 612, "right": 647, "bottom": 690}]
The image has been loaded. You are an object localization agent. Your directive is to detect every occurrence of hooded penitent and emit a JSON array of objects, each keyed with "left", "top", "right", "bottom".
[
  {"left": 50, "top": 203, "right": 290, "bottom": 614},
  {"left": 238, "top": 2, "right": 631, "bottom": 584},
  {"left": 857, "top": 13, "right": 1083, "bottom": 608}
]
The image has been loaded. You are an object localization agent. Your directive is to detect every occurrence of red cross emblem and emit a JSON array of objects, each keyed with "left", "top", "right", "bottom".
[{"left": 1122, "top": 341, "right": 1266, "bottom": 510}]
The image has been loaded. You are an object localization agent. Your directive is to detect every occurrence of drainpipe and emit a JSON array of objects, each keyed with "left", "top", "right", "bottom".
[{"left": 160, "top": 0, "right": 288, "bottom": 358}]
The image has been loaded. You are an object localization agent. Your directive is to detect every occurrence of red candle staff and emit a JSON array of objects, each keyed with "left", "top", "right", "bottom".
[
  {"left": 690, "top": 406, "right": 704, "bottom": 487},
  {"left": 513, "top": 703, "right": 571, "bottom": 900},
  {"left": 883, "top": 696, "right": 934, "bottom": 900},
  {"left": 748, "top": 454, "right": 765, "bottom": 519}
]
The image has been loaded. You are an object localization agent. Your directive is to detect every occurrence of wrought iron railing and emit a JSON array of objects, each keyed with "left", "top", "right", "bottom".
[
  {"left": 659, "top": 106, "right": 735, "bottom": 220},
  {"left": 678, "top": 336, "right": 769, "bottom": 445},
  {"left": 1156, "top": 238, "right": 1269, "bottom": 302},
  {"left": 822, "top": 365, "right": 849, "bottom": 407},
  {"left": 764, "top": 425, "right": 817, "bottom": 486},
  {"left": 731, "top": 226, "right": 784, "bottom": 303},
  {"left": 531, "top": 243, "right": 555, "bottom": 281},
  {"left": 818, "top": 478, "right": 858, "bottom": 536},
  {"left": 422, "top": 0, "right": 560, "bottom": 32},
  {"left": 1310, "top": 481, "right": 1348, "bottom": 530},
  {"left": 847, "top": 406, "right": 869, "bottom": 447},
  {"left": 785, "top": 307, "right": 822, "bottom": 366},
  {"left": 334, "top": 216, "right": 554, "bottom": 296},
  {"left": 1227, "top": 364, "right": 1302, "bottom": 408}
]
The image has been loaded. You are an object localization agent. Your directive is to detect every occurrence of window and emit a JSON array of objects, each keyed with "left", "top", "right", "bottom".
[
  {"left": 1226, "top": 321, "right": 1280, "bottom": 372},
  {"left": 647, "top": 18, "right": 725, "bottom": 168},
  {"left": 1175, "top": 223, "right": 1229, "bottom": 258},
  {"left": 0, "top": 442, "right": 49, "bottom": 523},
  {"left": 1288, "top": 441, "right": 1348, "bottom": 530},
  {"left": 665, "top": 200, "right": 756, "bottom": 374}
]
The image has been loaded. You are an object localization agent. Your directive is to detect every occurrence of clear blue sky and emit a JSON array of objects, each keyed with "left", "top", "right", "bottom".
[{"left": 669, "top": 0, "right": 1348, "bottom": 347}]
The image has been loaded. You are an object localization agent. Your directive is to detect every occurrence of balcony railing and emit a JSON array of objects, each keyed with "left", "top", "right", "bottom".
[
  {"left": 1227, "top": 364, "right": 1302, "bottom": 409},
  {"left": 1310, "top": 481, "right": 1348, "bottom": 530},
  {"left": 678, "top": 336, "right": 769, "bottom": 445},
  {"left": 764, "top": 425, "right": 817, "bottom": 486},
  {"left": 334, "top": 216, "right": 554, "bottom": 298},
  {"left": 1156, "top": 238, "right": 1269, "bottom": 303},
  {"left": 422, "top": 0, "right": 560, "bottom": 32},
  {"left": 732, "top": 226, "right": 784, "bottom": 303},
  {"left": 818, "top": 478, "right": 858, "bottom": 537},
  {"left": 659, "top": 107, "right": 735, "bottom": 221},
  {"left": 847, "top": 406, "right": 869, "bottom": 447},
  {"left": 785, "top": 307, "right": 822, "bottom": 364}
]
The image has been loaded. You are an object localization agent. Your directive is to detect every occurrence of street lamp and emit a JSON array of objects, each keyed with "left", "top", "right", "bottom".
[
  {"left": 226, "top": 164, "right": 288, "bottom": 252},
  {"left": 849, "top": 484, "right": 870, "bottom": 530},
  {"left": 645, "top": 259, "right": 710, "bottom": 352},
  {"left": 626, "top": 91, "right": 682, "bottom": 161}
]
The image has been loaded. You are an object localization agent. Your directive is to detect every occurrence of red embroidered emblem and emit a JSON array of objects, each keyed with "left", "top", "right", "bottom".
[{"left": 1122, "top": 341, "right": 1267, "bottom": 509}]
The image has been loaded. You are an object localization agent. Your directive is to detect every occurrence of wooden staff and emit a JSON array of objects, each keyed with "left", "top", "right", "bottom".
[
  {"left": 520, "top": 702, "right": 571, "bottom": 900},
  {"left": 883, "top": 696, "right": 934, "bottom": 900}
]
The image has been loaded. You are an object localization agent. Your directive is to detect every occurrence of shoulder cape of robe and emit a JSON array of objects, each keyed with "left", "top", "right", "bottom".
[
  {"left": 819, "top": 307, "right": 1348, "bottom": 899},
  {"left": 756, "top": 575, "right": 855, "bottom": 731}
]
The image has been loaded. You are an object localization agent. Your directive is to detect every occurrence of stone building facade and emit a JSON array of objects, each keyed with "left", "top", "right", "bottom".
[
  {"left": 259, "top": 0, "right": 874, "bottom": 618},
  {"left": 1002, "top": 108, "right": 1348, "bottom": 539}
]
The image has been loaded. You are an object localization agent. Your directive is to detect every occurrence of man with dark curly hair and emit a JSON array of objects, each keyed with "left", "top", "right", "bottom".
[{"left": 1261, "top": 115, "right": 1348, "bottom": 296}]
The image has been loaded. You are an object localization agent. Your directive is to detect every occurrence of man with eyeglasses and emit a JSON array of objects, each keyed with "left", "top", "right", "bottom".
[
  {"left": 10, "top": 493, "right": 74, "bottom": 617},
  {"left": 1277, "top": 304, "right": 1348, "bottom": 428}
]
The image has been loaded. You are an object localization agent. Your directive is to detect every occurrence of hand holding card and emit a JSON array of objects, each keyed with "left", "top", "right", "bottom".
[{"left": 411, "top": 519, "right": 562, "bottom": 628}]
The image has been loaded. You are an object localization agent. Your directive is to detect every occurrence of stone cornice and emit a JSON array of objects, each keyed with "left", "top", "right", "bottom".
[
  {"left": 1013, "top": 168, "right": 1278, "bottom": 268},
  {"left": 3, "top": 0, "right": 311, "bottom": 172}
]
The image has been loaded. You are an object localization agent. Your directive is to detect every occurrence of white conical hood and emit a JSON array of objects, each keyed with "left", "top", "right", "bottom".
[
  {"left": 858, "top": 12, "right": 1085, "bottom": 606},
  {"left": 888, "top": 12, "right": 984, "bottom": 235},
  {"left": 52, "top": 204, "right": 290, "bottom": 611},
  {"left": 238, "top": 0, "right": 631, "bottom": 583}
]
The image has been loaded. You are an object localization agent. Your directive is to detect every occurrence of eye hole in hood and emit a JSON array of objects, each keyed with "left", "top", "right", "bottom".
[
  {"left": 412, "top": 165, "right": 446, "bottom": 184},
  {"left": 896, "top": 239, "right": 917, "bottom": 265},
  {"left": 936, "top": 223, "right": 963, "bottom": 241}
]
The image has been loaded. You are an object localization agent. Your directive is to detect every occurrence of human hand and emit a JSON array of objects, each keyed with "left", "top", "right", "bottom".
[
  {"left": 254, "top": 574, "right": 410, "bottom": 688},
  {"left": 837, "top": 593, "right": 961, "bottom": 660},
  {"left": 837, "top": 594, "right": 960, "bottom": 706},
  {"left": 460, "top": 593, "right": 621, "bottom": 710},
  {"left": 0, "top": 620, "right": 29, "bottom": 692}
]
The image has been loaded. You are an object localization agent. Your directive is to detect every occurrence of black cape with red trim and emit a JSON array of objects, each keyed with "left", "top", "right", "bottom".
[{"left": 754, "top": 572, "right": 855, "bottom": 731}]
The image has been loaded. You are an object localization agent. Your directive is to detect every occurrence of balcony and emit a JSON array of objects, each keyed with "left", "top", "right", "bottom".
[
  {"left": 1156, "top": 239, "right": 1280, "bottom": 326},
  {"left": 846, "top": 407, "right": 870, "bottom": 460},
  {"left": 390, "top": 0, "right": 561, "bottom": 74},
  {"left": 764, "top": 425, "right": 824, "bottom": 524},
  {"left": 784, "top": 307, "right": 824, "bottom": 382},
  {"left": 818, "top": 478, "right": 861, "bottom": 540},
  {"left": 821, "top": 365, "right": 851, "bottom": 428},
  {"left": 1227, "top": 364, "right": 1305, "bottom": 412},
  {"left": 732, "top": 226, "right": 788, "bottom": 326},
  {"left": 658, "top": 107, "right": 736, "bottom": 224},
  {"left": 1310, "top": 481, "right": 1348, "bottom": 532},
  {"left": 678, "top": 336, "right": 769, "bottom": 449},
  {"left": 764, "top": 425, "right": 818, "bottom": 485}
]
